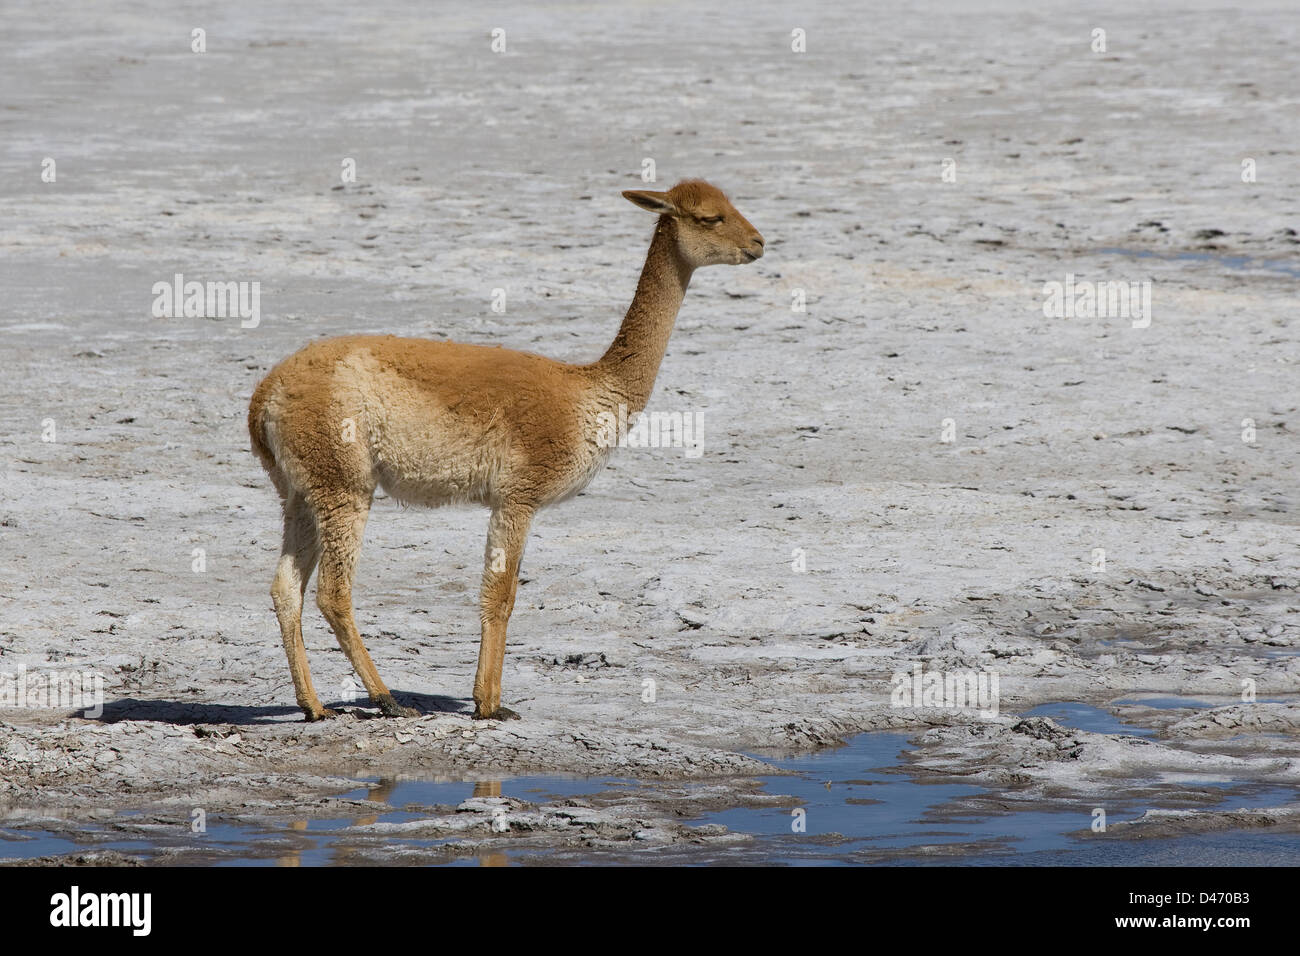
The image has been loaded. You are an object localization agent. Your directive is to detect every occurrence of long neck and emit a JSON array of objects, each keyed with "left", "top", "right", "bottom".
[{"left": 596, "top": 217, "right": 694, "bottom": 414}]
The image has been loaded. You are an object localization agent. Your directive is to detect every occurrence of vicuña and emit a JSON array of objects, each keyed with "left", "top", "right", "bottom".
[{"left": 248, "top": 179, "right": 764, "bottom": 720}]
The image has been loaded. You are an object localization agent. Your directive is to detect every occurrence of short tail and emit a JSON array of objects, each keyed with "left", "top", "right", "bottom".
[{"left": 248, "top": 374, "right": 278, "bottom": 476}]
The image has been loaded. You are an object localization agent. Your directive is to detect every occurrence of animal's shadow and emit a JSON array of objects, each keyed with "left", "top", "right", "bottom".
[{"left": 92, "top": 691, "right": 467, "bottom": 725}]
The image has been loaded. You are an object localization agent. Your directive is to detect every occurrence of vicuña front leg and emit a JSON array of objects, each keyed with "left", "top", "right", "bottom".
[{"left": 473, "top": 502, "right": 535, "bottom": 720}]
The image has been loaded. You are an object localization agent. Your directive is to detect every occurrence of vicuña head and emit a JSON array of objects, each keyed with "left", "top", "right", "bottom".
[
  {"left": 622, "top": 179, "right": 764, "bottom": 267},
  {"left": 248, "top": 177, "right": 763, "bottom": 722}
]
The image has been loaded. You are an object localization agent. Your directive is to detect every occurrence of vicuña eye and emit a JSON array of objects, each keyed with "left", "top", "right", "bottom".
[{"left": 700, "top": 215, "right": 724, "bottom": 224}]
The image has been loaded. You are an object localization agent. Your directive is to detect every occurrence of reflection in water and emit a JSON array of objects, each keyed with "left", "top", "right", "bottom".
[
  {"left": 472, "top": 781, "right": 503, "bottom": 865},
  {"left": 276, "top": 820, "right": 310, "bottom": 867},
  {"left": 278, "top": 778, "right": 401, "bottom": 867},
  {"left": 277, "top": 777, "right": 509, "bottom": 866}
]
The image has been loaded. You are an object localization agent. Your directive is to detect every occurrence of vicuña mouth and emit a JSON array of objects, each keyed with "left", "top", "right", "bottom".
[{"left": 743, "top": 250, "right": 761, "bottom": 261}]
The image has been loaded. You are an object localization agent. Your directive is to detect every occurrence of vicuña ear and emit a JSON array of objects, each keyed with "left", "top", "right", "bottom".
[{"left": 622, "top": 190, "right": 680, "bottom": 216}]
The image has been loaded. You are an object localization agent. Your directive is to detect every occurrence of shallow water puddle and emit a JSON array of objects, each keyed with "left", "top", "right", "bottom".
[
  {"left": 694, "top": 733, "right": 1132, "bottom": 862},
  {"left": 2, "top": 732, "right": 1296, "bottom": 865},
  {"left": 1022, "top": 701, "right": 1154, "bottom": 737},
  {"left": 1115, "top": 696, "right": 1216, "bottom": 710},
  {"left": 1096, "top": 246, "right": 1300, "bottom": 279},
  {"left": 1114, "top": 695, "right": 1293, "bottom": 710},
  {"left": 694, "top": 734, "right": 1300, "bottom": 865},
  {"left": 0, "top": 776, "right": 634, "bottom": 866}
]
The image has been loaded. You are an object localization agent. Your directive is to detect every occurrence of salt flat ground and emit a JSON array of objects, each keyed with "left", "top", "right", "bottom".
[{"left": 1, "top": 0, "right": 1297, "bottom": 861}]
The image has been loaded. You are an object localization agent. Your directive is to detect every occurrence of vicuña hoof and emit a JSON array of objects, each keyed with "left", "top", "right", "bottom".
[
  {"left": 304, "top": 707, "right": 340, "bottom": 722},
  {"left": 376, "top": 695, "right": 420, "bottom": 718},
  {"left": 473, "top": 705, "right": 520, "bottom": 721}
]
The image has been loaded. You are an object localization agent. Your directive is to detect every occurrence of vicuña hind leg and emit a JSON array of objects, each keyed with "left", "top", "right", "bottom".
[
  {"left": 272, "top": 494, "right": 332, "bottom": 720},
  {"left": 473, "top": 501, "right": 535, "bottom": 720},
  {"left": 316, "top": 493, "right": 419, "bottom": 718}
]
